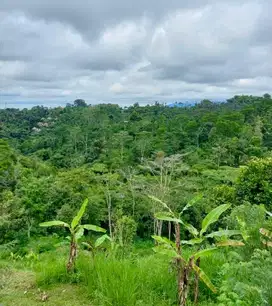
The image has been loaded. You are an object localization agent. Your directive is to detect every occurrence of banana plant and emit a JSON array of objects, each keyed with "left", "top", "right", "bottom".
[
  {"left": 82, "top": 234, "right": 112, "bottom": 258},
  {"left": 40, "top": 199, "right": 106, "bottom": 272},
  {"left": 150, "top": 196, "right": 243, "bottom": 306}
]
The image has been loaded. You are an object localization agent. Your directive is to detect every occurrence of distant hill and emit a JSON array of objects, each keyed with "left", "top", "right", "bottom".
[
  {"left": 167, "top": 101, "right": 197, "bottom": 108},
  {"left": 167, "top": 99, "right": 226, "bottom": 108}
]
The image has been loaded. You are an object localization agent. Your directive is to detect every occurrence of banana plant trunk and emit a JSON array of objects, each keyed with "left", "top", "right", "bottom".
[
  {"left": 194, "top": 257, "right": 201, "bottom": 304},
  {"left": 67, "top": 238, "right": 77, "bottom": 272},
  {"left": 175, "top": 222, "right": 183, "bottom": 305},
  {"left": 179, "top": 257, "right": 193, "bottom": 306}
]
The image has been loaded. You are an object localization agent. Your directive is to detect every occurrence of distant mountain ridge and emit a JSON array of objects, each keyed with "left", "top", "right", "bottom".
[
  {"left": 167, "top": 101, "right": 198, "bottom": 108},
  {"left": 167, "top": 100, "right": 225, "bottom": 108}
]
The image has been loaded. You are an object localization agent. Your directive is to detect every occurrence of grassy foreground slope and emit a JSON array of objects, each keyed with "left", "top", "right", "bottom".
[{"left": 1, "top": 241, "right": 223, "bottom": 306}]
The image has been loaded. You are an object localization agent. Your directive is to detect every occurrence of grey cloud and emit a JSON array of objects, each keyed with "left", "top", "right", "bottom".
[
  {"left": 0, "top": 0, "right": 272, "bottom": 107},
  {"left": 146, "top": 1, "right": 272, "bottom": 85},
  {"left": 0, "top": 0, "right": 249, "bottom": 43}
]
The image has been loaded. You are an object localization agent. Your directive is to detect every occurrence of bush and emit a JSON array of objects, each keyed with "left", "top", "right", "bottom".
[
  {"left": 26, "top": 235, "right": 61, "bottom": 254},
  {"left": 114, "top": 216, "right": 137, "bottom": 248},
  {"left": 225, "top": 204, "right": 271, "bottom": 256},
  {"left": 236, "top": 158, "right": 272, "bottom": 210},
  {"left": 218, "top": 249, "right": 272, "bottom": 306}
]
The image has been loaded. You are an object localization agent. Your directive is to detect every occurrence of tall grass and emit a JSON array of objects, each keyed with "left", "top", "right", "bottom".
[
  {"left": 35, "top": 247, "right": 71, "bottom": 286},
  {"left": 77, "top": 252, "right": 176, "bottom": 306},
  {"left": 32, "top": 243, "right": 225, "bottom": 305},
  {"left": 195, "top": 249, "right": 227, "bottom": 303}
]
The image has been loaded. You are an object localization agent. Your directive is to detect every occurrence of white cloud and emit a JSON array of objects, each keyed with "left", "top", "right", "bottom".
[
  {"left": 109, "top": 83, "right": 126, "bottom": 94},
  {"left": 0, "top": 0, "right": 272, "bottom": 108}
]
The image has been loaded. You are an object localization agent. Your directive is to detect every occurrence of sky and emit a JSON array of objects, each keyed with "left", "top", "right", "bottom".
[{"left": 0, "top": 0, "right": 272, "bottom": 108}]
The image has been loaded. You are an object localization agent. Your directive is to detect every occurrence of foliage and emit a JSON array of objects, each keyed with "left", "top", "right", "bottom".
[
  {"left": 236, "top": 158, "right": 272, "bottom": 210},
  {"left": 39, "top": 199, "right": 106, "bottom": 271},
  {"left": 1, "top": 95, "right": 272, "bottom": 305},
  {"left": 225, "top": 204, "right": 272, "bottom": 256},
  {"left": 151, "top": 196, "right": 243, "bottom": 305},
  {"left": 218, "top": 249, "right": 272, "bottom": 306},
  {"left": 114, "top": 215, "right": 137, "bottom": 248},
  {"left": 0, "top": 139, "right": 17, "bottom": 191}
]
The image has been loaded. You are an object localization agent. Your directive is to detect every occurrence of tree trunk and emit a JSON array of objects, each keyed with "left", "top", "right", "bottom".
[
  {"left": 194, "top": 257, "right": 201, "bottom": 304},
  {"left": 108, "top": 194, "right": 112, "bottom": 239},
  {"left": 67, "top": 239, "right": 77, "bottom": 272},
  {"left": 105, "top": 186, "right": 113, "bottom": 239},
  {"left": 158, "top": 220, "right": 163, "bottom": 236},
  {"left": 27, "top": 219, "right": 32, "bottom": 239},
  {"left": 179, "top": 257, "right": 193, "bottom": 306},
  {"left": 129, "top": 181, "right": 136, "bottom": 217},
  {"left": 168, "top": 221, "right": 171, "bottom": 240},
  {"left": 84, "top": 134, "right": 88, "bottom": 156}
]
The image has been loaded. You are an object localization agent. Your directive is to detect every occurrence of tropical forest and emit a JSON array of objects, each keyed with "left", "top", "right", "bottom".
[{"left": 1, "top": 94, "right": 272, "bottom": 306}]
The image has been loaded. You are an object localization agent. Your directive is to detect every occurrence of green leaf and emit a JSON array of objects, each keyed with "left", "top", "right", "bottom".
[
  {"left": 153, "top": 245, "right": 179, "bottom": 258},
  {"left": 71, "top": 199, "right": 89, "bottom": 229},
  {"left": 181, "top": 194, "right": 203, "bottom": 214},
  {"left": 194, "top": 247, "right": 217, "bottom": 259},
  {"left": 155, "top": 212, "right": 180, "bottom": 223},
  {"left": 155, "top": 213, "right": 199, "bottom": 236},
  {"left": 148, "top": 195, "right": 173, "bottom": 214},
  {"left": 82, "top": 242, "right": 92, "bottom": 249},
  {"left": 39, "top": 220, "right": 70, "bottom": 228},
  {"left": 266, "top": 210, "right": 272, "bottom": 217},
  {"left": 75, "top": 226, "right": 84, "bottom": 241},
  {"left": 95, "top": 234, "right": 111, "bottom": 248},
  {"left": 192, "top": 263, "right": 217, "bottom": 293},
  {"left": 83, "top": 224, "right": 106, "bottom": 233},
  {"left": 200, "top": 204, "right": 231, "bottom": 236},
  {"left": 236, "top": 217, "right": 250, "bottom": 241},
  {"left": 206, "top": 230, "right": 242, "bottom": 238},
  {"left": 216, "top": 240, "right": 245, "bottom": 247},
  {"left": 179, "top": 220, "right": 199, "bottom": 237},
  {"left": 181, "top": 238, "right": 204, "bottom": 245},
  {"left": 260, "top": 228, "right": 272, "bottom": 239},
  {"left": 152, "top": 235, "right": 175, "bottom": 248}
]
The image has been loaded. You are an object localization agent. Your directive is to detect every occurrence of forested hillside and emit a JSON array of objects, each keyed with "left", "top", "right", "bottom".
[{"left": 1, "top": 95, "right": 272, "bottom": 306}]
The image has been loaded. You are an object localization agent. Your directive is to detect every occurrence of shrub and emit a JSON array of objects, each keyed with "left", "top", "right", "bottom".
[
  {"left": 114, "top": 215, "right": 137, "bottom": 248},
  {"left": 218, "top": 249, "right": 272, "bottom": 306},
  {"left": 226, "top": 204, "right": 271, "bottom": 256},
  {"left": 236, "top": 158, "right": 272, "bottom": 210}
]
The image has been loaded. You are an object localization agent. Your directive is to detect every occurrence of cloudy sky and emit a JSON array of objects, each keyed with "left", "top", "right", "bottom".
[{"left": 0, "top": 0, "right": 271, "bottom": 108}]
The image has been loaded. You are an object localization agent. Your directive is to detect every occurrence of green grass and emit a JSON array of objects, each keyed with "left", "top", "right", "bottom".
[
  {"left": 34, "top": 247, "right": 71, "bottom": 286},
  {"left": 0, "top": 267, "right": 90, "bottom": 306},
  {"left": 77, "top": 252, "right": 177, "bottom": 306},
  {"left": 0, "top": 240, "right": 226, "bottom": 306}
]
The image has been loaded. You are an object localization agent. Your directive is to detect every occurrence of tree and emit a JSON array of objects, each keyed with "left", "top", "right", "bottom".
[
  {"left": 199, "top": 99, "right": 213, "bottom": 109},
  {"left": 146, "top": 153, "right": 184, "bottom": 237},
  {"left": 73, "top": 99, "right": 87, "bottom": 107},
  {"left": 40, "top": 199, "right": 106, "bottom": 272},
  {"left": 120, "top": 167, "right": 138, "bottom": 216},
  {"left": 236, "top": 158, "right": 272, "bottom": 210},
  {"left": 0, "top": 140, "right": 17, "bottom": 191}
]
